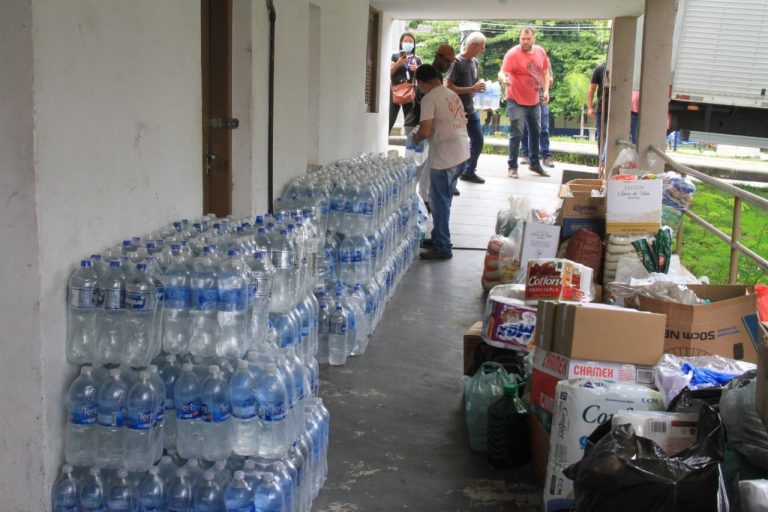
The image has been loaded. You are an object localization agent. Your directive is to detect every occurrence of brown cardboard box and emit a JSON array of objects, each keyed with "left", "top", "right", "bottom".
[
  {"left": 558, "top": 179, "right": 606, "bottom": 240},
  {"left": 636, "top": 285, "right": 760, "bottom": 363},
  {"left": 755, "top": 323, "right": 768, "bottom": 429},
  {"left": 534, "top": 300, "right": 558, "bottom": 351},
  {"left": 553, "top": 303, "right": 666, "bottom": 366},
  {"left": 463, "top": 321, "right": 484, "bottom": 375},
  {"left": 530, "top": 411, "right": 550, "bottom": 484}
]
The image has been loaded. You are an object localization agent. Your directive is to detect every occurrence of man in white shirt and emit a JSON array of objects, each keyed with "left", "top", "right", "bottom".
[{"left": 411, "top": 64, "right": 470, "bottom": 260}]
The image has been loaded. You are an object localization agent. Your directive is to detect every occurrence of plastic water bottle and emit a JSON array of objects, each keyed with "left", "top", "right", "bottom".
[
  {"left": 268, "top": 229, "right": 296, "bottom": 314},
  {"left": 106, "top": 468, "right": 137, "bottom": 511},
  {"left": 96, "top": 368, "right": 127, "bottom": 468},
  {"left": 286, "top": 444, "right": 307, "bottom": 512},
  {"left": 97, "top": 260, "right": 126, "bottom": 364},
  {"left": 348, "top": 284, "right": 369, "bottom": 356},
  {"left": 146, "top": 257, "right": 165, "bottom": 360},
  {"left": 327, "top": 305, "right": 348, "bottom": 366},
  {"left": 124, "top": 263, "right": 157, "bottom": 368},
  {"left": 336, "top": 236, "right": 355, "bottom": 287},
  {"left": 67, "top": 259, "right": 100, "bottom": 364},
  {"left": 189, "top": 246, "right": 219, "bottom": 358},
  {"left": 80, "top": 467, "right": 106, "bottom": 512},
  {"left": 223, "top": 471, "right": 253, "bottom": 512},
  {"left": 156, "top": 454, "right": 178, "bottom": 491},
  {"left": 137, "top": 466, "right": 165, "bottom": 512},
  {"left": 247, "top": 251, "right": 274, "bottom": 350},
  {"left": 167, "top": 468, "right": 193, "bottom": 512},
  {"left": 251, "top": 473, "right": 284, "bottom": 512},
  {"left": 316, "top": 303, "right": 330, "bottom": 364},
  {"left": 255, "top": 363, "right": 289, "bottom": 458},
  {"left": 193, "top": 470, "right": 225, "bottom": 512},
  {"left": 217, "top": 250, "right": 248, "bottom": 359},
  {"left": 148, "top": 364, "right": 167, "bottom": 462},
  {"left": 229, "top": 360, "right": 259, "bottom": 456},
  {"left": 162, "top": 244, "right": 191, "bottom": 355},
  {"left": 174, "top": 363, "right": 202, "bottom": 460},
  {"left": 159, "top": 355, "right": 180, "bottom": 451},
  {"left": 125, "top": 370, "right": 155, "bottom": 472},
  {"left": 52, "top": 464, "right": 80, "bottom": 512},
  {"left": 66, "top": 365, "right": 98, "bottom": 467},
  {"left": 200, "top": 365, "right": 232, "bottom": 461}
]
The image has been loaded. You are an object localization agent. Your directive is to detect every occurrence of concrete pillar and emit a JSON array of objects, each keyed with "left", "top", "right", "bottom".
[
  {"left": 638, "top": 0, "right": 678, "bottom": 171},
  {"left": 605, "top": 16, "right": 636, "bottom": 175}
]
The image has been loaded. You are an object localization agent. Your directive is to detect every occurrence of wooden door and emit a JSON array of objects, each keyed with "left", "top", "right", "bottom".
[{"left": 202, "top": 0, "right": 232, "bottom": 217}]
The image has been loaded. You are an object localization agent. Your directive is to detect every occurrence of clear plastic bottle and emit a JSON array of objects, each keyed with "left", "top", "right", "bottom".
[
  {"left": 159, "top": 355, "right": 180, "bottom": 451},
  {"left": 348, "top": 284, "right": 369, "bottom": 356},
  {"left": 316, "top": 302, "right": 330, "bottom": 365},
  {"left": 97, "top": 259, "right": 126, "bottom": 364},
  {"left": 268, "top": 229, "right": 297, "bottom": 314},
  {"left": 189, "top": 246, "right": 219, "bottom": 358},
  {"left": 327, "top": 305, "right": 348, "bottom": 366},
  {"left": 255, "top": 363, "right": 289, "bottom": 458},
  {"left": 137, "top": 466, "right": 165, "bottom": 512},
  {"left": 247, "top": 251, "right": 274, "bottom": 351},
  {"left": 106, "top": 467, "right": 137, "bottom": 512},
  {"left": 200, "top": 365, "right": 232, "bottom": 461},
  {"left": 146, "top": 257, "right": 165, "bottom": 361},
  {"left": 162, "top": 243, "right": 191, "bottom": 355},
  {"left": 148, "top": 364, "right": 167, "bottom": 462},
  {"left": 124, "top": 370, "right": 155, "bottom": 472},
  {"left": 251, "top": 472, "right": 284, "bottom": 512},
  {"left": 193, "top": 470, "right": 225, "bottom": 512},
  {"left": 66, "top": 365, "right": 98, "bottom": 467},
  {"left": 96, "top": 369, "right": 127, "bottom": 469},
  {"left": 174, "top": 363, "right": 202, "bottom": 460},
  {"left": 216, "top": 250, "right": 248, "bottom": 359},
  {"left": 67, "top": 259, "right": 100, "bottom": 364},
  {"left": 80, "top": 467, "right": 106, "bottom": 512},
  {"left": 166, "top": 468, "right": 193, "bottom": 512},
  {"left": 52, "top": 464, "right": 80, "bottom": 512},
  {"left": 124, "top": 263, "right": 157, "bottom": 368},
  {"left": 223, "top": 471, "right": 254, "bottom": 512},
  {"left": 229, "top": 360, "right": 259, "bottom": 456}
]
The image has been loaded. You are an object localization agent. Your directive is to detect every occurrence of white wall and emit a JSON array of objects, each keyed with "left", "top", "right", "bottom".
[{"left": 232, "top": 0, "right": 255, "bottom": 217}]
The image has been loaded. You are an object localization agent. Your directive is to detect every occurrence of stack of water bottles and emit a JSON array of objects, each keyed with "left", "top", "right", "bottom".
[
  {"left": 473, "top": 80, "right": 502, "bottom": 111},
  {"left": 55, "top": 153, "right": 423, "bottom": 511}
]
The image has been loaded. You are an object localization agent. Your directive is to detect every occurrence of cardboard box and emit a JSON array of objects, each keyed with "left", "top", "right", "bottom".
[
  {"left": 530, "top": 347, "right": 656, "bottom": 414},
  {"left": 636, "top": 285, "right": 760, "bottom": 363},
  {"left": 554, "top": 303, "right": 666, "bottom": 365},
  {"left": 558, "top": 179, "right": 606, "bottom": 240},
  {"left": 463, "top": 321, "right": 483, "bottom": 375},
  {"left": 606, "top": 178, "right": 662, "bottom": 234},
  {"left": 530, "top": 411, "right": 550, "bottom": 485},
  {"left": 534, "top": 300, "right": 558, "bottom": 351},
  {"left": 756, "top": 323, "right": 768, "bottom": 429}
]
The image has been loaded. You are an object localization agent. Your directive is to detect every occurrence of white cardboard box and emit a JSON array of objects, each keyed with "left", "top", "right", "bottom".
[{"left": 606, "top": 179, "right": 662, "bottom": 234}]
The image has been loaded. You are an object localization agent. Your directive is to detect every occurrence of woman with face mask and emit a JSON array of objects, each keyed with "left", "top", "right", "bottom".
[{"left": 389, "top": 32, "right": 423, "bottom": 133}]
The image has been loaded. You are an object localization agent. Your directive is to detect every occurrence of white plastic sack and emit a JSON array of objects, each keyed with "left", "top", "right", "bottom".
[{"left": 739, "top": 480, "right": 768, "bottom": 512}]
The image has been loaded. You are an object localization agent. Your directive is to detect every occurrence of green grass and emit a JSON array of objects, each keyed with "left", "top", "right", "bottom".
[{"left": 679, "top": 182, "right": 768, "bottom": 284}]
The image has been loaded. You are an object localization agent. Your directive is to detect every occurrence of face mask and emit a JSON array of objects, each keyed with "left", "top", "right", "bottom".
[{"left": 401, "top": 42, "right": 414, "bottom": 53}]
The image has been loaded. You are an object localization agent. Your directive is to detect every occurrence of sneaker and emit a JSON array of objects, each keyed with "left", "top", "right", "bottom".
[
  {"left": 529, "top": 163, "right": 550, "bottom": 176},
  {"left": 452, "top": 189, "right": 460, "bottom": 196},
  {"left": 507, "top": 167, "right": 519, "bottom": 179},
  {"left": 459, "top": 173, "right": 486, "bottom": 184},
  {"left": 519, "top": 157, "right": 530, "bottom": 166},
  {"left": 543, "top": 156, "right": 555, "bottom": 168},
  {"left": 420, "top": 238, "right": 433, "bottom": 249},
  {"left": 420, "top": 249, "right": 453, "bottom": 260}
]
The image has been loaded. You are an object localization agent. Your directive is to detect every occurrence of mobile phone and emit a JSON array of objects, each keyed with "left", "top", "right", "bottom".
[{"left": 399, "top": 51, "right": 406, "bottom": 58}]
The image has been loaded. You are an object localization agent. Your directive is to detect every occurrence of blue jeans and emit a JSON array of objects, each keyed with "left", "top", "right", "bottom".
[
  {"left": 429, "top": 164, "right": 463, "bottom": 252},
  {"left": 506, "top": 101, "right": 541, "bottom": 169},
  {"left": 463, "top": 111, "right": 484, "bottom": 175},
  {"left": 521, "top": 104, "right": 551, "bottom": 158}
]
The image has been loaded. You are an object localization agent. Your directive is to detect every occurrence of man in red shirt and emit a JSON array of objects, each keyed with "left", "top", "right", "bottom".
[{"left": 498, "top": 26, "right": 550, "bottom": 178}]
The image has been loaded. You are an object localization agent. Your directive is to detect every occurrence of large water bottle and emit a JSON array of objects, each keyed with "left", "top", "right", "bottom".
[
  {"left": 174, "top": 363, "right": 202, "bottom": 460},
  {"left": 247, "top": 251, "right": 274, "bottom": 350},
  {"left": 252, "top": 473, "right": 284, "bottom": 512},
  {"left": 189, "top": 246, "right": 219, "bottom": 358},
  {"left": 166, "top": 468, "right": 193, "bottom": 512},
  {"left": 106, "top": 467, "right": 137, "bottom": 511},
  {"left": 229, "top": 359, "right": 259, "bottom": 456},
  {"left": 159, "top": 355, "right": 180, "bottom": 451},
  {"left": 125, "top": 370, "right": 155, "bottom": 472},
  {"left": 146, "top": 257, "right": 165, "bottom": 360},
  {"left": 162, "top": 244, "right": 191, "bottom": 355},
  {"left": 193, "top": 470, "right": 225, "bottom": 512},
  {"left": 148, "top": 364, "right": 167, "bottom": 462},
  {"left": 286, "top": 443, "right": 307, "bottom": 512},
  {"left": 336, "top": 236, "right": 355, "bottom": 287},
  {"left": 124, "top": 263, "right": 157, "bottom": 368},
  {"left": 67, "top": 259, "right": 100, "bottom": 364},
  {"left": 255, "top": 363, "right": 289, "bottom": 458},
  {"left": 96, "top": 368, "right": 127, "bottom": 468},
  {"left": 327, "top": 305, "right": 348, "bottom": 366},
  {"left": 65, "top": 365, "right": 98, "bottom": 466},
  {"left": 80, "top": 467, "right": 106, "bottom": 512},
  {"left": 96, "top": 260, "right": 126, "bottom": 364},
  {"left": 216, "top": 250, "right": 248, "bottom": 359},
  {"left": 137, "top": 466, "right": 165, "bottom": 512},
  {"left": 156, "top": 453, "right": 178, "bottom": 491},
  {"left": 316, "top": 303, "right": 330, "bottom": 365},
  {"left": 52, "top": 464, "right": 80, "bottom": 512},
  {"left": 269, "top": 229, "right": 297, "bottom": 314},
  {"left": 223, "top": 471, "right": 253, "bottom": 512},
  {"left": 348, "top": 284, "right": 369, "bottom": 356},
  {"left": 200, "top": 365, "right": 232, "bottom": 461}
]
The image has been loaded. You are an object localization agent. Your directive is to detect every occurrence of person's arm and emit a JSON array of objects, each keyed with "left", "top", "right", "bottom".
[
  {"left": 540, "top": 53, "right": 552, "bottom": 104},
  {"left": 446, "top": 80, "right": 484, "bottom": 95},
  {"left": 390, "top": 54, "right": 408, "bottom": 77},
  {"left": 411, "top": 118, "right": 433, "bottom": 145},
  {"left": 587, "top": 83, "right": 597, "bottom": 119}
]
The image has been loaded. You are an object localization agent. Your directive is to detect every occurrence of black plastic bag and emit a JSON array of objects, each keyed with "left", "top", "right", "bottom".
[{"left": 563, "top": 405, "right": 730, "bottom": 511}]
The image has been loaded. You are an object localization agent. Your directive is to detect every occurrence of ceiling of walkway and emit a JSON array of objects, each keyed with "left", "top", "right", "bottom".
[{"left": 370, "top": 0, "right": 645, "bottom": 20}]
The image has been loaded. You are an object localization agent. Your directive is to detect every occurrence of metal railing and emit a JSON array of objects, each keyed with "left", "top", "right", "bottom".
[{"left": 648, "top": 144, "right": 768, "bottom": 284}]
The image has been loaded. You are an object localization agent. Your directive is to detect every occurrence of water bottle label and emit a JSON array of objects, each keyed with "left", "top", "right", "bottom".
[
  {"left": 164, "top": 285, "right": 190, "bottom": 309},
  {"left": 257, "top": 400, "right": 286, "bottom": 422},
  {"left": 351, "top": 250, "right": 362, "bottom": 263},
  {"left": 344, "top": 199, "right": 353, "bottom": 213},
  {"left": 231, "top": 396, "right": 257, "bottom": 419},
  {"left": 126, "top": 409, "right": 154, "bottom": 430},
  {"left": 329, "top": 198, "right": 342, "bottom": 212},
  {"left": 101, "top": 288, "right": 124, "bottom": 310},
  {"left": 155, "top": 285, "right": 164, "bottom": 303},
  {"left": 191, "top": 288, "right": 217, "bottom": 310},
  {"left": 69, "top": 403, "right": 97, "bottom": 425},
  {"left": 156, "top": 401, "right": 165, "bottom": 422},
  {"left": 177, "top": 400, "right": 201, "bottom": 420},
  {"left": 339, "top": 250, "right": 353, "bottom": 264},
  {"left": 321, "top": 203, "right": 329, "bottom": 215},
  {"left": 218, "top": 288, "right": 246, "bottom": 311},
  {"left": 348, "top": 313, "right": 356, "bottom": 331},
  {"left": 97, "top": 409, "right": 125, "bottom": 427},
  {"left": 201, "top": 401, "right": 230, "bottom": 422},
  {"left": 69, "top": 287, "right": 97, "bottom": 309},
  {"left": 126, "top": 291, "right": 153, "bottom": 311},
  {"left": 247, "top": 282, "right": 256, "bottom": 302},
  {"left": 277, "top": 331, "right": 293, "bottom": 348},
  {"left": 253, "top": 277, "right": 272, "bottom": 299},
  {"left": 270, "top": 250, "right": 294, "bottom": 269},
  {"left": 362, "top": 202, "right": 374, "bottom": 216}
]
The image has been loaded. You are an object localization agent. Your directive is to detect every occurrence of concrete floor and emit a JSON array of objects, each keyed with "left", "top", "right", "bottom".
[{"left": 312, "top": 153, "right": 567, "bottom": 511}]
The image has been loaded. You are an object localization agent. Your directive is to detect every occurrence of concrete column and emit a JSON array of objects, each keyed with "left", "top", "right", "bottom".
[
  {"left": 605, "top": 16, "right": 636, "bottom": 175},
  {"left": 638, "top": 0, "right": 678, "bottom": 171}
]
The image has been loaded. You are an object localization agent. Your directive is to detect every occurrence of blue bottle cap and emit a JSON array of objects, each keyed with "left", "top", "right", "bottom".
[
  {"left": 123, "top": 240, "right": 132, "bottom": 247},
  {"left": 228, "top": 249, "right": 239, "bottom": 257},
  {"left": 90, "top": 254, "right": 102, "bottom": 261},
  {"left": 280, "top": 229, "right": 288, "bottom": 235},
  {"left": 110, "top": 260, "right": 121, "bottom": 268},
  {"left": 136, "top": 263, "right": 147, "bottom": 270},
  {"left": 171, "top": 243, "right": 181, "bottom": 251},
  {"left": 81, "top": 259, "right": 92, "bottom": 267}
]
